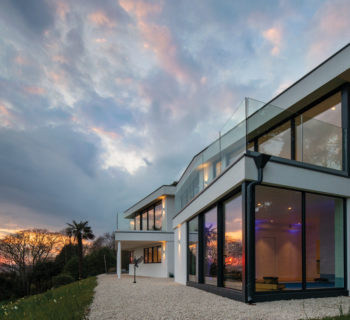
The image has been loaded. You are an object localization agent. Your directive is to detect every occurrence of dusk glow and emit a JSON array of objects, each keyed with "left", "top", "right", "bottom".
[{"left": 0, "top": 0, "right": 350, "bottom": 237}]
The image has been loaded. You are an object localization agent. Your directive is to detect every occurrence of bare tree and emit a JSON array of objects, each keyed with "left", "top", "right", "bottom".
[
  {"left": 0, "top": 229, "right": 65, "bottom": 293},
  {"left": 91, "top": 232, "right": 115, "bottom": 252}
]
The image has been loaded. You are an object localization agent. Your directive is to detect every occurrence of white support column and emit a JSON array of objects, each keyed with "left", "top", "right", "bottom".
[{"left": 117, "top": 241, "right": 121, "bottom": 279}]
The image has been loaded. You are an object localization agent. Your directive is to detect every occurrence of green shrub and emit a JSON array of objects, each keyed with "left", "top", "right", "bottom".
[
  {"left": 63, "top": 256, "right": 80, "bottom": 280},
  {"left": 52, "top": 274, "right": 74, "bottom": 288},
  {"left": 84, "top": 247, "right": 115, "bottom": 277}
]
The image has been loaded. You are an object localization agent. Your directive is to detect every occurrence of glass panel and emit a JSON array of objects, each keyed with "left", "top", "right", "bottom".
[
  {"left": 188, "top": 217, "right": 198, "bottom": 282},
  {"left": 155, "top": 203, "right": 162, "bottom": 230},
  {"left": 142, "top": 211, "right": 148, "bottom": 230},
  {"left": 148, "top": 208, "right": 154, "bottom": 230},
  {"left": 204, "top": 207, "right": 218, "bottom": 285},
  {"left": 153, "top": 247, "right": 157, "bottom": 262},
  {"left": 258, "top": 121, "right": 291, "bottom": 159},
  {"left": 224, "top": 194, "right": 243, "bottom": 290},
  {"left": 213, "top": 160, "right": 221, "bottom": 179},
  {"left": 144, "top": 248, "right": 148, "bottom": 263},
  {"left": 148, "top": 247, "right": 153, "bottom": 263},
  {"left": 157, "top": 246, "right": 162, "bottom": 263},
  {"left": 296, "top": 92, "right": 342, "bottom": 170},
  {"left": 247, "top": 141, "right": 255, "bottom": 152},
  {"left": 306, "top": 194, "right": 344, "bottom": 289},
  {"left": 135, "top": 215, "right": 140, "bottom": 231},
  {"left": 255, "top": 186, "right": 302, "bottom": 291}
]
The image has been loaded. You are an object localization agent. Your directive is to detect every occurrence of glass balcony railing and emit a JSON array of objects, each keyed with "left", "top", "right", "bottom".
[
  {"left": 175, "top": 97, "right": 268, "bottom": 213},
  {"left": 174, "top": 95, "right": 345, "bottom": 213}
]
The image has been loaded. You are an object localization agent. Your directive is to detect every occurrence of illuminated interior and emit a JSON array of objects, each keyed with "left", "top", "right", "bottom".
[{"left": 255, "top": 186, "right": 344, "bottom": 292}]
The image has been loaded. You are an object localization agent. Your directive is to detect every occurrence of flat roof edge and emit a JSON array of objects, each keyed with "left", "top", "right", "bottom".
[{"left": 123, "top": 184, "right": 176, "bottom": 218}]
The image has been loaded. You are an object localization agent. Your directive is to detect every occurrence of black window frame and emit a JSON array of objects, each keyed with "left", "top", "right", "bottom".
[
  {"left": 247, "top": 84, "right": 350, "bottom": 176},
  {"left": 143, "top": 245, "right": 162, "bottom": 264},
  {"left": 251, "top": 184, "right": 347, "bottom": 301},
  {"left": 186, "top": 186, "right": 245, "bottom": 301},
  {"left": 185, "top": 182, "right": 347, "bottom": 303},
  {"left": 134, "top": 201, "right": 162, "bottom": 231}
]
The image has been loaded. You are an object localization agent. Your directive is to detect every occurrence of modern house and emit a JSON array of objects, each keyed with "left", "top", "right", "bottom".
[
  {"left": 115, "top": 184, "right": 176, "bottom": 278},
  {"left": 115, "top": 43, "right": 350, "bottom": 302}
]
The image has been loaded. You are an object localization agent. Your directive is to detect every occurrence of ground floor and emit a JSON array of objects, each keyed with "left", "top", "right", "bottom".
[
  {"left": 172, "top": 155, "right": 350, "bottom": 302},
  {"left": 114, "top": 234, "right": 174, "bottom": 279},
  {"left": 88, "top": 274, "right": 350, "bottom": 320}
]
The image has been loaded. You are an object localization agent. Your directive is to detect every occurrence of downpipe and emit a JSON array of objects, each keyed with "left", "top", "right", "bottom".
[{"left": 246, "top": 154, "right": 270, "bottom": 303}]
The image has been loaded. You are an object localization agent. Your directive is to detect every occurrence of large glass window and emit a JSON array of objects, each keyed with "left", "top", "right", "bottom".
[
  {"left": 155, "top": 203, "right": 163, "bottom": 230},
  {"left": 144, "top": 246, "right": 162, "bottom": 263},
  {"left": 306, "top": 194, "right": 344, "bottom": 289},
  {"left": 258, "top": 121, "right": 291, "bottom": 159},
  {"left": 134, "top": 201, "right": 162, "bottom": 231},
  {"left": 148, "top": 208, "right": 154, "bottom": 230},
  {"left": 296, "top": 92, "right": 342, "bottom": 170},
  {"left": 224, "top": 194, "right": 243, "bottom": 290},
  {"left": 204, "top": 207, "right": 218, "bottom": 285},
  {"left": 188, "top": 217, "right": 199, "bottom": 282},
  {"left": 255, "top": 186, "right": 302, "bottom": 291},
  {"left": 135, "top": 214, "right": 140, "bottom": 231},
  {"left": 142, "top": 211, "right": 148, "bottom": 230}
]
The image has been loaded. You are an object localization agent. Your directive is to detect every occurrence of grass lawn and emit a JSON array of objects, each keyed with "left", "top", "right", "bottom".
[{"left": 0, "top": 276, "right": 97, "bottom": 320}]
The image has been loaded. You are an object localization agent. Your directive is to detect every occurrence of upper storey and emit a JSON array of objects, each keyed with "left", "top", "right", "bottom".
[
  {"left": 122, "top": 184, "right": 176, "bottom": 232},
  {"left": 175, "top": 43, "right": 350, "bottom": 214}
]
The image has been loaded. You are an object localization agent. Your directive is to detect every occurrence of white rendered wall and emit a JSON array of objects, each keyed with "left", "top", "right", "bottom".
[
  {"left": 174, "top": 223, "right": 187, "bottom": 285},
  {"left": 128, "top": 242, "right": 172, "bottom": 278},
  {"left": 166, "top": 240, "right": 174, "bottom": 276},
  {"left": 165, "top": 196, "right": 175, "bottom": 231}
]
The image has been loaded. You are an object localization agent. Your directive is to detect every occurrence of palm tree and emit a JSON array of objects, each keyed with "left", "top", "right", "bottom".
[{"left": 65, "top": 220, "right": 95, "bottom": 279}]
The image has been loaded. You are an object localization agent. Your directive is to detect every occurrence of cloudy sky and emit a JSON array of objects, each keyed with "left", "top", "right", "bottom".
[{"left": 0, "top": 0, "right": 349, "bottom": 237}]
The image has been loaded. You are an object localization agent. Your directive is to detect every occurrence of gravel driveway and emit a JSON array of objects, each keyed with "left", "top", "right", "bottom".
[{"left": 88, "top": 274, "right": 350, "bottom": 320}]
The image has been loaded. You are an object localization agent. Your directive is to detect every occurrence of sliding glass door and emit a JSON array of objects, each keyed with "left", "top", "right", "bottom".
[
  {"left": 204, "top": 207, "right": 218, "bottom": 285},
  {"left": 305, "top": 194, "right": 344, "bottom": 289},
  {"left": 255, "top": 186, "right": 302, "bottom": 291},
  {"left": 255, "top": 185, "right": 345, "bottom": 293},
  {"left": 224, "top": 194, "right": 243, "bottom": 290}
]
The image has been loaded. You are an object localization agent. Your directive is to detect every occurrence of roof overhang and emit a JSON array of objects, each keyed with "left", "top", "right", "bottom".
[
  {"left": 115, "top": 230, "right": 174, "bottom": 243},
  {"left": 123, "top": 185, "right": 176, "bottom": 219}
]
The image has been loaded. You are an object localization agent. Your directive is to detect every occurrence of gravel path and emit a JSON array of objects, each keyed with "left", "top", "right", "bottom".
[{"left": 88, "top": 274, "right": 350, "bottom": 320}]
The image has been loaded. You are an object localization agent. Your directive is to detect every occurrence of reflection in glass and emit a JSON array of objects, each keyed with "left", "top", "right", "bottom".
[
  {"left": 144, "top": 248, "right": 148, "bottom": 263},
  {"left": 157, "top": 246, "right": 162, "bottom": 263},
  {"left": 213, "top": 160, "right": 221, "bottom": 179},
  {"left": 188, "top": 217, "right": 198, "bottom": 282},
  {"left": 296, "top": 92, "right": 342, "bottom": 170},
  {"left": 135, "top": 215, "right": 140, "bottom": 231},
  {"left": 155, "top": 203, "right": 162, "bottom": 230},
  {"left": 224, "top": 194, "right": 243, "bottom": 290},
  {"left": 306, "top": 194, "right": 344, "bottom": 289},
  {"left": 142, "top": 211, "right": 147, "bottom": 230},
  {"left": 148, "top": 208, "right": 154, "bottom": 230},
  {"left": 255, "top": 186, "right": 302, "bottom": 291},
  {"left": 258, "top": 122, "right": 291, "bottom": 159},
  {"left": 148, "top": 248, "right": 152, "bottom": 262},
  {"left": 247, "top": 141, "right": 255, "bottom": 152},
  {"left": 153, "top": 247, "right": 157, "bottom": 262},
  {"left": 204, "top": 207, "right": 218, "bottom": 285}
]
